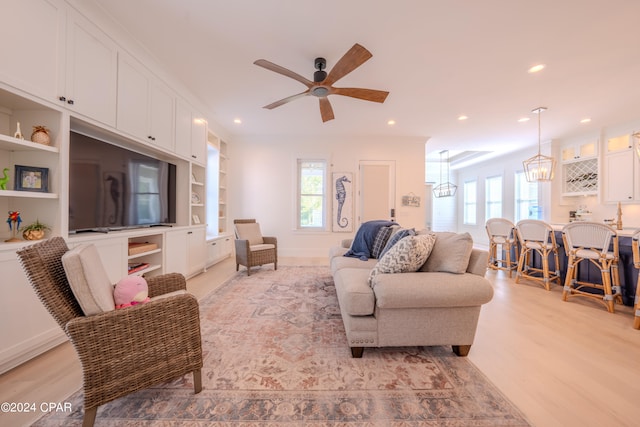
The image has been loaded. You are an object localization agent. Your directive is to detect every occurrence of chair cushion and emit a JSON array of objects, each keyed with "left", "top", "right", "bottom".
[
  {"left": 249, "top": 243, "right": 275, "bottom": 251},
  {"left": 61, "top": 244, "right": 115, "bottom": 315},
  {"left": 235, "top": 222, "right": 264, "bottom": 245},
  {"left": 421, "top": 232, "right": 474, "bottom": 274},
  {"left": 369, "top": 233, "right": 437, "bottom": 286}
]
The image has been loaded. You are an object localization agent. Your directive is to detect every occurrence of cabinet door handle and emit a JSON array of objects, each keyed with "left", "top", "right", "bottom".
[
  {"left": 58, "top": 96, "right": 66, "bottom": 102},
  {"left": 67, "top": 99, "right": 74, "bottom": 105},
  {"left": 188, "top": 231, "right": 193, "bottom": 234}
]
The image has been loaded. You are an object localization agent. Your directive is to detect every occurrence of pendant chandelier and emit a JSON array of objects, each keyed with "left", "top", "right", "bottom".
[
  {"left": 433, "top": 150, "right": 457, "bottom": 198},
  {"left": 523, "top": 106, "right": 555, "bottom": 182}
]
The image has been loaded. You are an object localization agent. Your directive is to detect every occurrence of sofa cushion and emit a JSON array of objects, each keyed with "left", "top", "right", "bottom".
[
  {"left": 421, "top": 232, "right": 473, "bottom": 274},
  {"left": 369, "top": 233, "right": 436, "bottom": 286},
  {"left": 334, "top": 268, "right": 376, "bottom": 315},
  {"left": 62, "top": 244, "right": 115, "bottom": 316},
  {"left": 370, "top": 226, "right": 394, "bottom": 258},
  {"left": 331, "top": 255, "right": 378, "bottom": 274},
  {"left": 379, "top": 227, "right": 416, "bottom": 259}
]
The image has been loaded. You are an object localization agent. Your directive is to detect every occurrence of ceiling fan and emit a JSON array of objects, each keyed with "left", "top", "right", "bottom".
[{"left": 253, "top": 43, "right": 389, "bottom": 122}]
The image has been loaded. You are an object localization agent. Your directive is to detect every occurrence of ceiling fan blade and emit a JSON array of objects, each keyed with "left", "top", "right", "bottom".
[
  {"left": 263, "top": 90, "right": 310, "bottom": 109},
  {"left": 254, "top": 59, "right": 313, "bottom": 88},
  {"left": 319, "top": 97, "right": 335, "bottom": 122},
  {"left": 331, "top": 87, "right": 389, "bottom": 103},
  {"left": 323, "top": 43, "right": 373, "bottom": 86}
]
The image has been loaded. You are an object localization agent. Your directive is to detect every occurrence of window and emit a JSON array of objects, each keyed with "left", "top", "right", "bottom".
[
  {"left": 515, "top": 171, "right": 539, "bottom": 221},
  {"left": 463, "top": 180, "right": 477, "bottom": 225},
  {"left": 485, "top": 175, "right": 503, "bottom": 219},
  {"left": 297, "top": 159, "right": 327, "bottom": 229}
]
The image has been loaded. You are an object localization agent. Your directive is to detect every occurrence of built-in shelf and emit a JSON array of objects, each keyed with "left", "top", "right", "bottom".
[
  {"left": 0, "top": 189, "right": 58, "bottom": 199},
  {"left": 0, "top": 134, "right": 59, "bottom": 153}
]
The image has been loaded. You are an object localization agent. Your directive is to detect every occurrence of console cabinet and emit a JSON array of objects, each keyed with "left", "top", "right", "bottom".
[
  {"left": 165, "top": 226, "right": 206, "bottom": 277},
  {"left": 561, "top": 140, "right": 599, "bottom": 196}
]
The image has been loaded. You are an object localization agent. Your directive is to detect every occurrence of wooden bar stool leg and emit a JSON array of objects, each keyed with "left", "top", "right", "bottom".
[
  {"left": 600, "top": 259, "right": 615, "bottom": 313},
  {"left": 611, "top": 262, "right": 623, "bottom": 305},
  {"left": 563, "top": 254, "right": 577, "bottom": 301},
  {"left": 635, "top": 271, "right": 640, "bottom": 329},
  {"left": 541, "top": 249, "right": 550, "bottom": 291},
  {"left": 515, "top": 247, "right": 526, "bottom": 283},
  {"left": 506, "top": 243, "right": 512, "bottom": 278}
]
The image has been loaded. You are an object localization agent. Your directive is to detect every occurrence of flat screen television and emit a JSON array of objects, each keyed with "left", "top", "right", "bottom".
[{"left": 69, "top": 131, "right": 177, "bottom": 233}]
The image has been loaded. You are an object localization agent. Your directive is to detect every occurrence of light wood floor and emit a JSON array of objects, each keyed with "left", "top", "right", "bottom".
[{"left": 2, "top": 256, "right": 640, "bottom": 426}]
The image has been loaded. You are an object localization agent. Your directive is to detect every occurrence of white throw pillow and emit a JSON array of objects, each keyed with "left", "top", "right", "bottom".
[
  {"left": 368, "top": 233, "right": 437, "bottom": 287},
  {"left": 234, "top": 222, "right": 264, "bottom": 245},
  {"left": 62, "top": 244, "right": 115, "bottom": 315}
]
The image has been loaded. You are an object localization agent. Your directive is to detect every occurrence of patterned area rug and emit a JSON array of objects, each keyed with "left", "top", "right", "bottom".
[{"left": 35, "top": 266, "right": 530, "bottom": 426}]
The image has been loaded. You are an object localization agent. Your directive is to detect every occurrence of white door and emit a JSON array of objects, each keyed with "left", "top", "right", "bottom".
[{"left": 359, "top": 161, "right": 396, "bottom": 224}]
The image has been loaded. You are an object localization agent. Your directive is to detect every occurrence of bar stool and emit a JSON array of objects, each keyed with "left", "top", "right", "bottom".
[
  {"left": 562, "top": 222, "right": 622, "bottom": 313},
  {"left": 515, "top": 219, "right": 560, "bottom": 291},
  {"left": 486, "top": 218, "right": 518, "bottom": 277},
  {"left": 630, "top": 231, "right": 640, "bottom": 329}
]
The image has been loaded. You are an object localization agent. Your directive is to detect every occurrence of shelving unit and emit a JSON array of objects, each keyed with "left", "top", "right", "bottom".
[
  {"left": 219, "top": 139, "right": 229, "bottom": 234},
  {"left": 561, "top": 140, "right": 599, "bottom": 197},
  {"left": 190, "top": 163, "right": 205, "bottom": 226},
  {"left": 127, "top": 233, "right": 163, "bottom": 277},
  {"left": 0, "top": 86, "right": 63, "bottom": 241}
]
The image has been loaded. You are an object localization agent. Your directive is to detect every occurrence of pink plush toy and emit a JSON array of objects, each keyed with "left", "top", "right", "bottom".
[{"left": 114, "top": 275, "right": 150, "bottom": 309}]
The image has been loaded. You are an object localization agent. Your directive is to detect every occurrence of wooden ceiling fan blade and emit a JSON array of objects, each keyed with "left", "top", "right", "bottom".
[
  {"left": 332, "top": 87, "right": 389, "bottom": 103},
  {"left": 263, "top": 90, "right": 309, "bottom": 109},
  {"left": 323, "top": 43, "right": 372, "bottom": 86},
  {"left": 254, "top": 59, "right": 313, "bottom": 88},
  {"left": 319, "top": 97, "right": 335, "bottom": 122}
]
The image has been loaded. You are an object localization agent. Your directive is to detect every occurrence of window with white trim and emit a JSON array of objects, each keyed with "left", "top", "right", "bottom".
[
  {"left": 463, "top": 180, "right": 477, "bottom": 225},
  {"left": 514, "top": 171, "right": 539, "bottom": 221},
  {"left": 297, "top": 159, "right": 327, "bottom": 229},
  {"left": 485, "top": 175, "right": 503, "bottom": 220}
]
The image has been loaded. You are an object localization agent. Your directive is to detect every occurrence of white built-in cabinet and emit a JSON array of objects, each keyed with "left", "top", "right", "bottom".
[
  {"left": 165, "top": 227, "right": 206, "bottom": 277},
  {"left": 0, "top": 0, "right": 232, "bottom": 373},
  {"left": 0, "top": 0, "right": 118, "bottom": 127},
  {"left": 604, "top": 134, "right": 638, "bottom": 202},
  {"left": 175, "top": 98, "right": 206, "bottom": 165},
  {"left": 116, "top": 52, "right": 175, "bottom": 151},
  {"left": 560, "top": 140, "right": 598, "bottom": 196}
]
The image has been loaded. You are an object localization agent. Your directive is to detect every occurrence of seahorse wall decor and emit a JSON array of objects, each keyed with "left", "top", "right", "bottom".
[
  {"left": 335, "top": 175, "right": 351, "bottom": 228},
  {"left": 0, "top": 168, "right": 9, "bottom": 190}
]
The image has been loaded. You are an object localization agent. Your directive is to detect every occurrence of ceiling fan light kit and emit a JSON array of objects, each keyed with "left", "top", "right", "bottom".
[{"left": 254, "top": 43, "right": 389, "bottom": 122}]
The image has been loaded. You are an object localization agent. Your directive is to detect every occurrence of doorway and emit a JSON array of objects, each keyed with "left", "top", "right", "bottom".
[{"left": 359, "top": 160, "right": 396, "bottom": 224}]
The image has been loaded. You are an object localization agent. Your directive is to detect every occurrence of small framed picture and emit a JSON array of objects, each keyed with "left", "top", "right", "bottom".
[
  {"left": 192, "top": 214, "right": 201, "bottom": 224},
  {"left": 15, "top": 165, "right": 49, "bottom": 192}
]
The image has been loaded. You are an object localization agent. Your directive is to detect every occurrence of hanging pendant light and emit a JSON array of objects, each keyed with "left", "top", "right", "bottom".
[
  {"left": 433, "top": 150, "right": 457, "bottom": 198},
  {"left": 523, "top": 107, "right": 555, "bottom": 182}
]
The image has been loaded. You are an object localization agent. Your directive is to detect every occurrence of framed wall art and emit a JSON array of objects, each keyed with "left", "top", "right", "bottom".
[
  {"left": 15, "top": 165, "right": 49, "bottom": 192},
  {"left": 332, "top": 172, "right": 353, "bottom": 232}
]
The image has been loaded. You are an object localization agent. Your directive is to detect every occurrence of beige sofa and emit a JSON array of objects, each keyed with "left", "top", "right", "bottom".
[{"left": 330, "top": 231, "right": 494, "bottom": 358}]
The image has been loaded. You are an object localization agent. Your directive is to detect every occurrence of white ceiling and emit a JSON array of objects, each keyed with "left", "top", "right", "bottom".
[{"left": 89, "top": 0, "right": 640, "bottom": 160}]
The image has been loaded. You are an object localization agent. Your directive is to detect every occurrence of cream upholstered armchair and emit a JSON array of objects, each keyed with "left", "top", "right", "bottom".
[
  {"left": 17, "top": 237, "right": 203, "bottom": 427},
  {"left": 234, "top": 219, "right": 278, "bottom": 275}
]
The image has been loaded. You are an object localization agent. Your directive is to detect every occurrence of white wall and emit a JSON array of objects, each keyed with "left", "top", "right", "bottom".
[{"left": 228, "top": 135, "right": 427, "bottom": 257}]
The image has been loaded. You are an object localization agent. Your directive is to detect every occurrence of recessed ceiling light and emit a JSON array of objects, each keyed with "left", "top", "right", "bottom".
[
  {"left": 518, "top": 117, "right": 530, "bottom": 122},
  {"left": 528, "top": 64, "right": 545, "bottom": 73},
  {"left": 387, "top": 119, "right": 396, "bottom": 125},
  {"left": 234, "top": 118, "right": 242, "bottom": 124},
  {"left": 580, "top": 118, "right": 591, "bottom": 123},
  {"left": 458, "top": 115, "right": 468, "bottom": 121}
]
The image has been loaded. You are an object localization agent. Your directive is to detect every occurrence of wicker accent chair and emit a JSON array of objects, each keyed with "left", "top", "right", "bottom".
[
  {"left": 486, "top": 218, "right": 518, "bottom": 277},
  {"left": 234, "top": 219, "right": 277, "bottom": 275},
  {"left": 562, "top": 222, "right": 622, "bottom": 313},
  {"left": 515, "top": 219, "right": 561, "bottom": 291},
  {"left": 630, "top": 231, "right": 640, "bottom": 329},
  {"left": 16, "top": 237, "right": 203, "bottom": 427}
]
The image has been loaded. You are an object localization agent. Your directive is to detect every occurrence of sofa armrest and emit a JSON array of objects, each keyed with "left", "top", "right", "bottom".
[
  {"left": 341, "top": 239, "right": 353, "bottom": 248},
  {"left": 467, "top": 249, "right": 489, "bottom": 276}
]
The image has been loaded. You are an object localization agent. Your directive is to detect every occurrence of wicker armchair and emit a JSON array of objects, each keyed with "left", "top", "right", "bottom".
[
  {"left": 16, "top": 237, "right": 203, "bottom": 427},
  {"left": 234, "top": 219, "right": 277, "bottom": 275}
]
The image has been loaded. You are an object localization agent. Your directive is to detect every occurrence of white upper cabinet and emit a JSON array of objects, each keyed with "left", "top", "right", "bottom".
[
  {"left": 175, "top": 98, "right": 206, "bottom": 165},
  {"left": 61, "top": 8, "right": 118, "bottom": 126},
  {"left": 117, "top": 53, "right": 175, "bottom": 151},
  {"left": 0, "top": 0, "right": 65, "bottom": 102}
]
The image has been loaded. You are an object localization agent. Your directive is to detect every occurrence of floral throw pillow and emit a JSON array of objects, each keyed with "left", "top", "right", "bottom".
[{"left": 368, "top": 233, "right": 437, "bottom": 287}]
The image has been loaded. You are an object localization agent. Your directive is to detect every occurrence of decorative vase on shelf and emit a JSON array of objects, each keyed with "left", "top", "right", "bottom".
[
  {"left": 30, "top": 126, "right": 51, "bottom": 146},
  {"left": 14, "top": 122, "right": 24, "bottom": 140}
]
